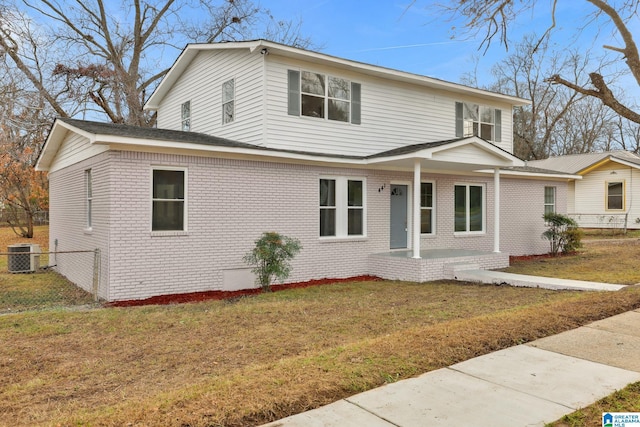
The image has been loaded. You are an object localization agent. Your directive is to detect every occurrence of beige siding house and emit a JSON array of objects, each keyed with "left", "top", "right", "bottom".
[
  {"left": 37, "top": 40, "right": 577, "bottom": 302},
  {"left": 529, "top": 151, "right": 640, "bottom": 229}
]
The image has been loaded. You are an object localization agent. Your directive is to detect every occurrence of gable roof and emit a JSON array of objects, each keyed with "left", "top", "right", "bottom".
[
  {"left": 144, "top": 39, "right": 531, "bottom": 110},
  {"left": 528, "top": 151, "right": 640, "bottom": 175}
]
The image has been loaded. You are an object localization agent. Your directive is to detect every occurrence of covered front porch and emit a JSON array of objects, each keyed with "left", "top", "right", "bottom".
[
  {"left": 366, "top": 136, "right": 526, "bottom": 264},
  {"left": 368, "top": 248, "right": 509, "bottom": 283}
]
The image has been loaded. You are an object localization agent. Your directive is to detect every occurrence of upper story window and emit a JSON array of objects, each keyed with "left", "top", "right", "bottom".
[
  {"left": 288, "top": 69, "right": 361, "bottom": 125},
  {"left": 222, "top": 79, "right": 235, "bottom": 124},
  {"left": 181, "top": 101, "right": 191, "bottom": 131},
  {"left": 455, "top": 102, "right": 502, "bottom": 143},
  {"left": 152, "top": 168, "right": 186, "bottom": 231},
  {"left": 606, "top": 181, "right": 624, "bottom": 210}
]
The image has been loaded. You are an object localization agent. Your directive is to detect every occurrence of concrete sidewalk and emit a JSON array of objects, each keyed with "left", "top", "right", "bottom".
[{"left": 262, "top": 309, "right": 640, "bottom": 427}]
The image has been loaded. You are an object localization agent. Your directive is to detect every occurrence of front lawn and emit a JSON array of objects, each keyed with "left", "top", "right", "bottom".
[
  {"left": 2, "top": 237, "right": 640, "bottom": 426},
  {"left": 1, "top": 291, "right": 640, "bottom": 424}
]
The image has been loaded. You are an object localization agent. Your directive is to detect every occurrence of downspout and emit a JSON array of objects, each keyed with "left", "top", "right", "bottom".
[
  {"left": 494, "top": 168, "right": 500, "bottom": 253},
  {"left": 413, "top": 159, "right": 421, "bottom": 259}
]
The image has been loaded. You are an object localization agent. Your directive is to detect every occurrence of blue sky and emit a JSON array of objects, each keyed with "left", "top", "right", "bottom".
[{"left": 261, "top": 1, "right": 634, "bottom": 91}]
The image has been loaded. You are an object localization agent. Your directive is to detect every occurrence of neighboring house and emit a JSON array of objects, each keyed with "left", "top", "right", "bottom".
[
  {"left": 36, "top": 40, "right": 578, "bottom": 302},
  {"left": 529, "top": 150, "right": 640, "bottom": 230}
]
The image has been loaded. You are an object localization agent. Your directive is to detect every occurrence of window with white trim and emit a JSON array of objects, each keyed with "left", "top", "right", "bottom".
[
  {"left": 222, "top": 79, "right": 234, "bottom": 124},
  {"left": 288, "top": 69, "right": 361, "bottom": 124},
  {"left": 420, "top": 181, "right": 435, "bottom": 234},
  {"left": 152, "top": 168, "right": 186, "bottom": 231},
  {"left": 544, "top": 186, "right": 556, "bottom": 214},
  {"left": 320, "top": 177, "right": 365, "bottom": 237},
  {"left": 606, "top": 181, "right": 624, "bottom": 210},
  {"left": 455, "top": 102, "right": 501, "bottom": 142},
  {"left": 181, "top": 101, "right": 191, "bottom": 131},
  {"left": 85, "top": 169, "right": 92, "bottom": 228},
  {"left": 454, "top": 183, "right": 485, "bottom": 233}
]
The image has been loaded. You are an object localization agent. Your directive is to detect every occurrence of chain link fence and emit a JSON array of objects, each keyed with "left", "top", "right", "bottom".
[{"left": 0, "top": 247, "right": 100, "bottom": 314}]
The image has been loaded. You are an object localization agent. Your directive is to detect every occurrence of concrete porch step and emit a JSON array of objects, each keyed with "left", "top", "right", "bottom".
[{"left": 443, "top": 263, "right": 481, "bottom": 279}]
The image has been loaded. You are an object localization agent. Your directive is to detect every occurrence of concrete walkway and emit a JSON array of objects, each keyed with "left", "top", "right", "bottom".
[
  {"left": 449, "top": 266, "right": 627, "bottom": 291},
  {"left": 261, "top": 309, "right": 640, "bottom": 427}
]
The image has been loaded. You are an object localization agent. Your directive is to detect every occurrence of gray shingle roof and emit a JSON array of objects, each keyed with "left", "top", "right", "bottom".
[{"left": 59, "top": 117, "right": 264, "bottom": 151}]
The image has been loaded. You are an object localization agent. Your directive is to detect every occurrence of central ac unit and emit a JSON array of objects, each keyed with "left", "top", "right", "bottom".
[{"left": 7, "top": 243, "right": 41, "bottom": 273}]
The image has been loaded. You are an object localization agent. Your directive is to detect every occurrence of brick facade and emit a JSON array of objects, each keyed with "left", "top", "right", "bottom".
[{"left": 49, "top": 151, "right": 567, "bottom": 301}]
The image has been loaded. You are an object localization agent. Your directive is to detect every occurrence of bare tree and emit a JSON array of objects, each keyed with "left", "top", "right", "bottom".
[
  {"left": 473, "top": 35, "right": 615, "bottom": 159},
  {"left": 416, "top": 0, "right": 640, "bottom": 126},
  {"left": 0, "top": 68, "right": 51, "bottom": 237},
  {"left": 1, "top": 0, "right": 313, "bottom": 127}
]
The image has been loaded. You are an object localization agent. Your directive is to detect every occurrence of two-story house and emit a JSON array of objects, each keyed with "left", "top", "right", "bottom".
[{"left": 36, "top": 40, "right": 577, "bottom": 302}]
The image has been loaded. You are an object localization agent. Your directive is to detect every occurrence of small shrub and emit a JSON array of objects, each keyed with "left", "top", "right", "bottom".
[
  {"left": 542, "top": 212, "right": 582, "bottom": 256},
  {"left": 243, "top": 232, "right": 302, "bottom": 291}
]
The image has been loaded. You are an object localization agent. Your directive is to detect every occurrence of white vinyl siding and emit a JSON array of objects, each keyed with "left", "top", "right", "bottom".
[
  {"left": 156, "top": 50, "right": 263, "bottom": 144},
  {"left": 48, "top": 132, "right": 110, "bottom": 174},
  {"left": 265, "top": 56, "right": 514, "bottom": 156},
  {"left": 569, "top": 163, "right": 640, "bottom": 229}
]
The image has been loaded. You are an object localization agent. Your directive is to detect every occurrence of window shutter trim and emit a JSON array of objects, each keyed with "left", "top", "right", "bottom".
[
  {"left": 455, "top": 102, "right": 463, "bottom": 137},
  {"left": 288, "top": 70, "right": 300, "bottom": 116},
  {"left": 494, "top": 109, "right": 502, "bottom": 142},
  {"left": 351, "top": 82, "right": 361, "bottom": 124}
]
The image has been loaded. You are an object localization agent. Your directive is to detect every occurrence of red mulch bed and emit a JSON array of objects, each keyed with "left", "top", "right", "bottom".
[{"left": 107, "top": 275, "right": 381, "bottom": 308}]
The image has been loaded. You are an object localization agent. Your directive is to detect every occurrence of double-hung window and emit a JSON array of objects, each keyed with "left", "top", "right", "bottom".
[
  {"left": 454, "top": 183, "right": 485, "bottom": 233},
  {"left": 288, "top": 69, "right": 361, "bottom": 124},
  {"left": 222, "top": 79, "right": 234, "bottom": 124},
  {"left": 544, "top": 187, "right": 556, "bottom": 214},
  {"left": 455, "top": 102, "right": 501, "bottom": 142},
  {"left": 606, "top": 181, "right": 624, "bottom": 210},
  {"left": 420, "top": 182, "right": 435, "bottom": 234},
  {"left": 152, "top": 168, "right": 186, "bottom": 231},
  {"left": 85, "top": 169, "right": 92, "bottom": 228},
  {"left": 320, "top": 177, "right": 365, "bottom": 237},
  {"left": 181, "top": 101, "right": 191, "bottom": 131}
]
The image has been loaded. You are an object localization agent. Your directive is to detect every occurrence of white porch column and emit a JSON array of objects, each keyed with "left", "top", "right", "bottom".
[
  {"left": 413, "top": 159, "right": 421, "bottom": 259},
  {"left": 493, "top": 167, "right": 500, "bottom": 253}
]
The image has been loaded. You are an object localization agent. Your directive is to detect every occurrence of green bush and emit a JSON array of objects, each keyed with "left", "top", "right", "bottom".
[
  {"left": 243, "top": 232, "right": 302, "bottom": 291},
  {"left": 542, "top": 212, "right": 582, "bottom": 256}
]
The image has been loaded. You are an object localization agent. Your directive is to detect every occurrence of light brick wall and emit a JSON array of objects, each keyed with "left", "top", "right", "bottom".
[
  {"left": 49, "top": 152, "right": 111, "bottom": 300},
  {"left": 500, "top": 178, "right": 568, "bottom": 256},
  {"left": 49, "top": 151, "right": 568, "bottom": 301}
]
